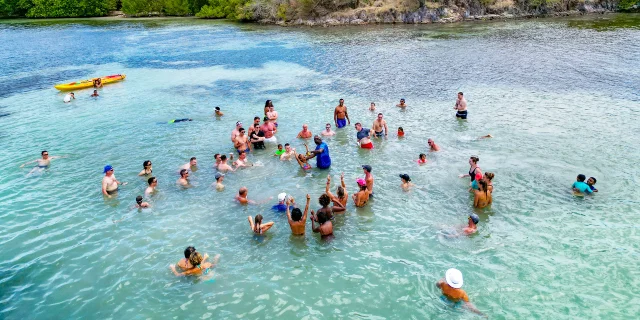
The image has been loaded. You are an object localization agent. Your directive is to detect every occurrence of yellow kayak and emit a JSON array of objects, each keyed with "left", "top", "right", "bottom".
[{"left": 54, "top": 74, "right": 126, "bottom": 91}]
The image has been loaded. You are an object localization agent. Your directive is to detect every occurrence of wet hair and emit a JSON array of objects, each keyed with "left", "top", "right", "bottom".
[
  {"left": 317, "top": 211, "right": 329, "bottom": 224},
  {"left": 319, "top": 194, "right": 331, "bottom": 207},
  {"left": 238, "top": 151, "right": 245, "bottom": 157},
  {"left": 458, "top": 92, "right": 464, "bottom": 96},
  {"left": 577, "top": 174, "right": 586, "bottom": 182},
  {"left": 239, "top": 127, "right": 245, "bottom": 132},
  {"left": 184, "top": 246, "right": 196, "bottom": 259},
  {"left": 371, "top": 102, "right": 375, "bottom": 106},
  {"left": 255, "top": 214, "right": 263, "bottom": 224},
  {"left": 360, "top": 184, "right": 368, "bottom": 191},
  {"left": 143, "top": 160, "right": 151, "bottom": 167},
  {"left": 470, "top": 156, "right": 479, "bottom": 163},
  {"left": 253, "top": 124, "right": 259, "bottom": 128},
  {"left": 589, "top": 177, "right": 597, "bottom": 184},
  {"left": 189, "top": 252, "right": 203, "bottom": 267},
  {"left": 136, "top": 195, "right": 143, "bottom": 203},
  {"left": 355, "top": 122, "right": 362, "bottom": 126},
  {"left": 297, "top": 154, "right": 306, "bottom": 161},
  {"left": 254, "top": 116, "right": 260, "bottom": 121},
  {"left": 41, "top": 150, "right": 48, "bottom": 155},
  {"left": 419, "top": 153, "right": 426, "bottom": 159},
  {"left": 148, "top": 177, "right": 156, "bottom": 185},
  {"left": 264, "top": 100, "right": 272, "bottom": 108},
  {"left": 215, "top": 106, "right": 220, "bottom": 111},
  {"left": 190, "top": 157, "right": 196, "bottom": 161},
  {"left": 214, "top": 153, "right": 220, "bottom": 159},
  {"left": 180, "top": 169, "right": 188, "bottom": 177},
  {"left": 378, "top": 113, "right": 383, "bottom": 116},
  {"left": 337, "top": 186, "right": 345, "bottom": 198},
  {"left": 485, "top": 172, "right": 495, "bottom": 181},
  {"left": 277, "top": 144, "right": 283, "bottom": 148},
  {"left": 479, "top": 179, "right": 489, "bottom": 195},
  {"left": 239, "top": 187, "right": 247, "bottom": 195},
  {"left": 220, "top": 155, "right": 227, "bottom": 161},
  {"left": 285, "top": 143, "right": 290, "bottom": 147},
  {"left": 263, "top": 116, "right": 269, "bottom": 121},
  {"left": 326, "top": 123, "right": 331, "bottom": 126},
  {"left": 398, "top": 127, "right": 404, "bottom": 132},
  {"left": 291, "top": 208, "right": 303, "bottom": 221},
  {"left": 339, "top": 98, "right": 344, "bottom": 101}
]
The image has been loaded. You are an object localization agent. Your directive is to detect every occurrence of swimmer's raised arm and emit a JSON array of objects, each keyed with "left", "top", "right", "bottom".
[
  {"left": 340, "top": 172, "right": 346, "bottom": 188},
  {"left": 247, "top": 216, "right": 254, "bottom": 230},
  {"left": 325, "top": 175, "right": 334, "bottom": 198},
  {"left": 286, "top": 198, "right": 293, "bottom": 223},
  {"left": 303, "top": 194, "right": 310, "bottom": 221}
]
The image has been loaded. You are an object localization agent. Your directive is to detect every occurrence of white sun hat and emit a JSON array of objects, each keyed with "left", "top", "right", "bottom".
[
  {"left": 445, "top": 268, "right": 464, "bottom": 289},
  {"left": 278, "top": 193, "right": 287, "bottom": 202}
]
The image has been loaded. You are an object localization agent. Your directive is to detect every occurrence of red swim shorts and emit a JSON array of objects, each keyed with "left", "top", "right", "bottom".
[{"left": 360, "top": 142, "right": 374, "bottom": 149}]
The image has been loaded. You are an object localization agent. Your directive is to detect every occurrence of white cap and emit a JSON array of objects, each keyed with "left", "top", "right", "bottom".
[
  {"left": 445, "top": 268, "right": 464, "bottom": 289},
  {"left": 278, "top": 193, "right": 287, "bottom": 202}
]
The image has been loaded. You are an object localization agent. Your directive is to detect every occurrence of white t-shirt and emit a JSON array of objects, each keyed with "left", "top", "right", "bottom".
[{"left": 63, "top": 94, "right": 73, "bottom": 103}]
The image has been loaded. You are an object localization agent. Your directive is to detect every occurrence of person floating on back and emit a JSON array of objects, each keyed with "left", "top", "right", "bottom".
[{"left": 436, "top": 268, "right": 485, "bottom": 316}]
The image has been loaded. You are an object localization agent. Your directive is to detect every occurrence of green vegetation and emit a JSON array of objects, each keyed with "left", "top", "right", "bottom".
[{"left": 0, "top": 0, "right": 116, "bottom": 17}]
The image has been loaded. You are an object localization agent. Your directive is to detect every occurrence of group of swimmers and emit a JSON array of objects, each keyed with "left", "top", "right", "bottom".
[{"left": 31, "top": 90, "right": 600, "bottom": 317}]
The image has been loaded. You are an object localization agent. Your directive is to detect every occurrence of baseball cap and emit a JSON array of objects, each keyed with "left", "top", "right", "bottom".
[
  {"left": 103, "top": 165, "right": 113, "bottom": 173},
  {"left": 278, "top": 193, "right": 287, "bottom": 202},
  {"left": 362, "top": 165, "right": 372, "bottom": 172},
  {"left": 215, "top": 173, "right": 224, "bottom": 180}
]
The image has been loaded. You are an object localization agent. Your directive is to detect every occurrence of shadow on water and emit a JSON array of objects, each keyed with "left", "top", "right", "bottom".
[{"left": 566, "top": 13, "right": 640, "bottom": 31}]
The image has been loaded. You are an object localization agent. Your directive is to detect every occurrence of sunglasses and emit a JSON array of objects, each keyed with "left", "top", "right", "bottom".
[{"left": 43, "top": 154, "right": 49, "bottom": 156}]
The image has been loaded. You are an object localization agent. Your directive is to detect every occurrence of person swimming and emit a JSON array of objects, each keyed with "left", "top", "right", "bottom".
[
  {"left": 168, "top": 118, "right": 192, "bottom": 124},
  {"left": 417, "top": 153, "right": 427, "bottom": 164},
  {"left": 21, "top": 150, "right": 66, "bottom": 175},
  {"left": 436, "top": 268, "right": 485, "bottom": 316},
  {"left": 248, "top": 214, "right": 274, "bottom": 235},
  {"left": 214, "top": 106, "right": 224, "bottom": 116},
  {"left": 135, "top": 195, "right": 150, "bottom": 209},
  {"left": 170, "top": 251, "right": 219, "bottom": 277},
  {"left": 397, "top": 127, "right": 405, "bottom": 137},
  {"left": 138, "top": 160, "right": 152, "bottom": 176},
  {"left": 399, "top": 174, "right": 414, "bottom": 190}
]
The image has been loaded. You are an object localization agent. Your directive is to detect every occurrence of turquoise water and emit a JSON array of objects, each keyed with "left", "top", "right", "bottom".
[{"left": 1, "top": 14, "right": 640, "bottom": 319}]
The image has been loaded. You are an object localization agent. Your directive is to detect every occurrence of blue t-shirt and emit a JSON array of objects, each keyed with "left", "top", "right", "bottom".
[
  {"left": 589, "top": 185, "right": 597, "bottom": 191},
  {"left": 572, "top": 181, "right": 592, "bottom": 194},
  {"left": 272, "top": 203, "right": 294, "bottom": 212},
  {"left": 316, "top": 142, "right": 331, "bottom": 169},
  {"left": 356, "top": 128, "right": 370, "bottom": 140}
]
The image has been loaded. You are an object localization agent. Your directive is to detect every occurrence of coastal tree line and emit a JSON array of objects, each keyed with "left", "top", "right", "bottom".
[{"left": 0, "top": 0, "right": 637, "bottom": 19}]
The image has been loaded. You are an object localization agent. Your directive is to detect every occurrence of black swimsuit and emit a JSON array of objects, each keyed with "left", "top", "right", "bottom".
[{"left": 469, "top": 167, "right": 479, "bottom": 182}]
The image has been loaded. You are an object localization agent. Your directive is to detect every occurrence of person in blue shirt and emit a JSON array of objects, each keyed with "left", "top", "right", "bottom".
[
  {"left": 272, "top": 193, "right": 295, "bottom": 212},
  {"left": 587, "top": 177, "right": 598, "bottom": 192},
  {"left": 305, "top": 136, "right": 331, "bottom": 169},
  {"left": 572, "top": 174, "right": 593, "bottom": 194}
]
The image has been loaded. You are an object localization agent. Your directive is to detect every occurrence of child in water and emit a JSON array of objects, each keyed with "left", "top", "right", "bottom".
[
  {"left": 274, "top": 144, "right": 285, "bottom": 157},
  {"left": 417, "top": 153, "right": 427, "bottom": 164},
  {"left": 397, "top": 127, "right": 405, "bottom": 137}
]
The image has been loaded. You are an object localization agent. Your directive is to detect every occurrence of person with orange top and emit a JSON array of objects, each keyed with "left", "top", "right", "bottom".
[
  {"left": 397, "top": 127, "right": 405, "bottom": 137},
  {"left": 436, "top": 268, "right": 485, "bottom": 316}
]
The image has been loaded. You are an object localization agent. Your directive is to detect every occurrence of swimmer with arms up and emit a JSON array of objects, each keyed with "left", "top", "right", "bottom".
[
  {"left": 436, "top": 268, "right": 485, "bottom": 316},
  {"left": 325, "top": 173, "right": 348, "bottom": 213},
  {"left": 287, "top": 194, "right": 310, "bottom": 235},
  {"left": 248, "top": 214, "right": 274, "bottom": 235}
]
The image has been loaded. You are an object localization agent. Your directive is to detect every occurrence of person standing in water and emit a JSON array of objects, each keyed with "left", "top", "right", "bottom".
[
  {"left": 334, "top": 99, "right": 350, "bottom": 129},
  {"left": 305, "top": 136, "right": 331, "bottom": 169},
  {"left": 428, "top": 139, "right": 440, "bottom": 151},
  {"left": 369, "top": 102, "right": 376, "bottom": 111},
  {"left": 460, "top": 156, "right": 481, "bottom": 186},
  {"left": 396, "top": 98, "right": 407, "bottom": 108},
  {"left": 362, "top": 165, "right": 374, "bottom": 194},
  {"left": 217, "top": 154, "right": 235, "bottom": 173},
  {"left": 399, "top": 174, "right": 414, "bottom": 190},
  {"left": 180, "top": 157, "right": 198, "bottom": 173},
  {"left": 473, "top": 179, "right": 492, "bottom": 208},
  {"left": 135, "top": 196, "right": 150, "bottom": 208},
  {"left": 63, "top": 92, "right": 75, "bottom": 103},
  {"left": 233, "top": 128, "right": 251, "bottom": 154},
  {"left": 321, "top": 123, "right": 336, "bottom": 137},
  {"left": 454, "top": 92, "right": 468, "bottom": 119},
  {"left": 287, "top": 194, "right": 310, "bottom": 235},
  {"left": 297, "top": 124, "right": 313, "bottom": 139},
  {"left": 90, "top": 90, "right": 99, "bottom": 97},
  {"left": 248, "top": 214, "right": 274, "bottom": 235},
  {"left": 260, "top": 117, "right": 277, "bottom": 143},
  {"left": 267, "top": 105, "right": 279, "bottom": 127},
  {"left": 20, "top": 150, "right": 65, "bottom": 174},
  {"left": 355, "top": 123, "right": 373, "bottom": 149},
  {"left": 264, "top": 100, "right": 274, "bottom": 116},
  {"left": 102, "top": 165, "right": 125, "bottom": 198},
  {"left": 372, "top": 113, "right": 388, "bottom": 138},
  {"left": 352, "top": 179, "right": 372, "bottom": 207},
  {"left": 177, "top": 169, "right": 191, "bottom": 187},
  {"left": 145, "top": 176, "right": 158, "bottom": 197},
  {"left": 572, "top": 174, "right": 593, "bottom": 195},
  {"left": 436, "top": 268, "right": 485, "bottom": 316},
  {"left": 138, "top": 160, "right": 152, "bottom": 176},
  {"left": 214, "top": 173, "right": 225, "bottom": 191},
  {"left": 311, "top": 210, "right": 333, "bottom": 238},
  {"left": 170, "top": 252, "right": 220, "bottom": 277},
  {"left": 214, "top": 107, "right": 224, "bottom": 117},
  {"left": 231, "top": 121, "right": 243, "bottom": 143}
]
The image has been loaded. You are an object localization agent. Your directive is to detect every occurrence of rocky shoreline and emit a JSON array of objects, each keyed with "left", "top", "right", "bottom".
[{"left": 260, "top": 2, "right": 621, "bottom": 26}]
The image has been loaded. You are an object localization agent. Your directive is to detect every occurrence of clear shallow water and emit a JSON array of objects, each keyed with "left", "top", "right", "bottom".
[{"left": 1, "top": 14, "right": 639, "bottom": 319}]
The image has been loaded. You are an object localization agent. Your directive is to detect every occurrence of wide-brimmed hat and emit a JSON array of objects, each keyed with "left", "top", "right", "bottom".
[
  {"left": 278, "top": 193, "right": 287, "bottom": 202},
  {"left": 445, "top": 268, "right": 464, "bottom": 289}
]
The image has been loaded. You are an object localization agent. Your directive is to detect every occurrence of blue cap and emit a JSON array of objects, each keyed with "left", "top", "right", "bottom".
[
  {"left": 103, "top": 165, "right": 113, "bottom": 173},
  {"left": 470, "top": 214, "right": 480, "bottom": 224}
]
